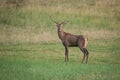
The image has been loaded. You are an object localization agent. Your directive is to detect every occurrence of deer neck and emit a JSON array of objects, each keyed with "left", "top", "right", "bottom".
[{"left": 58, "top": 29, "right": 65, "bottom": 40}]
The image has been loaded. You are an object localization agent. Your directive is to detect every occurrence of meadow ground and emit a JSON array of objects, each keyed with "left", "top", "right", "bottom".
[{"left": 0, "top": 0, "right": 120, "bottom": 80}]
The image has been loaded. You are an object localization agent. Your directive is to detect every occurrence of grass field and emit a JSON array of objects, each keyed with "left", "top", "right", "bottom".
[{"left": 0, "top": 0, "right": 120, "bottom": 80}]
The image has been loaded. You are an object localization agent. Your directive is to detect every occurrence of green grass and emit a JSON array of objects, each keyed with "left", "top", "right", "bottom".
[
  {"left": 0, "top": 40, "right": 120, "bottom": 80},
  {"left": 0, "top": 0, "right": 120, "bottom": 80},
  {"left": 0, "top": 58, "right": 119, "bottom": 80}
]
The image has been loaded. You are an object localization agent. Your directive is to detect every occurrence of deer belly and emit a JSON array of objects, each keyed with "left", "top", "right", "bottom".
[{"left": 68, "top": 40, "right": 78, "bottom": 47}]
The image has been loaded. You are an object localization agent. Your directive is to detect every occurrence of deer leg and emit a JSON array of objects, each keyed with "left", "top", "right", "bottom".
[
  {"left": 65, "top": 46, "right": 69, "bottom": 62},
  {"left": 82, "top": 52, "right": 86, "bottom": 63},
  {"left": 79, "top": 47, "right": 86, "bottom": 63},
  {"left": 84, "top": 48, "right": 89, "bottom": 64}
]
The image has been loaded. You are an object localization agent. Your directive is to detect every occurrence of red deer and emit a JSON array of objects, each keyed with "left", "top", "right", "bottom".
[{"left": 50, "top": 17, "right": 89, "bottom": 64}]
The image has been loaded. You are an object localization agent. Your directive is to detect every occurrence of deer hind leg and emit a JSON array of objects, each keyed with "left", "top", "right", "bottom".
[
  {"left": 84, "top": 48, "right": 89, "bottom": 64},
  {"left": 79, "top": 47, "right": 86, "bottom": 63},
  {"left": 78, "top": 39, "right": 88, "bottom": 63}
]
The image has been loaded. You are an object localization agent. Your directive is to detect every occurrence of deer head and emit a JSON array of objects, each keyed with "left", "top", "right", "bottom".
[{"left": 50, "top": 16, "right": 69, "bottom": 31}]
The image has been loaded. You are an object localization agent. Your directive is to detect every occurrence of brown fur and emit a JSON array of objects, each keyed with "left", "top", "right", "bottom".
[{"left": 51, "top": 18, "right": 89, "bottom": 63}]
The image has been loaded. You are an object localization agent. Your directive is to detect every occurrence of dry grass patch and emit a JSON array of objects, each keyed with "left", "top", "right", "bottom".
[{"left": 0, "top": 26, "right": 119, "bottom": 43}]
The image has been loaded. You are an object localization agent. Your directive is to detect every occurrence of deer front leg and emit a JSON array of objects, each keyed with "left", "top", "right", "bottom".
[{"left": 65, "top": 46, "right": 69, "bottom": 62}]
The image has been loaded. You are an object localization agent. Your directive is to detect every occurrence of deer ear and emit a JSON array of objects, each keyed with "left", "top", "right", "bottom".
[
  {"left": 61, "top": 22, "right": 67, "bottom": 27},
  {"left": 61, "top": 22, "right": 67, "bottom": 25},
  {"left": 61, "top": 20, "right": 69, "bottom": 25}
]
